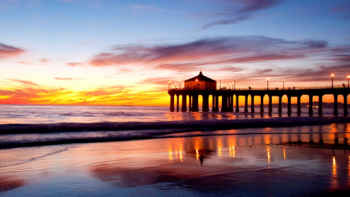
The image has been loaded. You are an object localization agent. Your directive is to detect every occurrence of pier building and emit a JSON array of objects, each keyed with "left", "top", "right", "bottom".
[
  {"left": 184, "top": 72, "right": 216, "bottom": 90},
  {"left": 168, "top": 72, "right": 350, "bottom": 116}
]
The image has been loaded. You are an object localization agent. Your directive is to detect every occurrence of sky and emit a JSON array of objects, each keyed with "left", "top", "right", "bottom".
[{"left": 0, "top": 0, "right": 349, "bottom": 106}]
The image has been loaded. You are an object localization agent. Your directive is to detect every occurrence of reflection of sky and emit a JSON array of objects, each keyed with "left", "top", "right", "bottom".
[{"left": 1, "top": 125, "right": 350, "bottom": 196}]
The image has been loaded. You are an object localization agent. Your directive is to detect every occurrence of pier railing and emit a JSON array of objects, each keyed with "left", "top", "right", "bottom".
[
  {"left": 168, "top": 84, "right": 349, "bottom": 116},
  {"left": 169, "top": 85, "right": 348, "bottom": 91}
]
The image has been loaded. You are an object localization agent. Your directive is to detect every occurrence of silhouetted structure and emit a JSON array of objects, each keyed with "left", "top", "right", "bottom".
[
  {"left": 184, "top": 72, "right": 217, "bottom": 90},
  {"left": 168, "top": 72, "right": 350, "bottom": 116}
]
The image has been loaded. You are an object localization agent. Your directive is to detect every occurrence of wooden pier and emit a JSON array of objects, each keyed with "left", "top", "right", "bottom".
[{"left": 168, "top": 86, "right": 350, "bottom": 116}]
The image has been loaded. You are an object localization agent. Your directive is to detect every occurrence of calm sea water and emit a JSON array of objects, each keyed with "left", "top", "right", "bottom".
[{"left": 0, "top": 104, "right": 341, "bottom": 124}]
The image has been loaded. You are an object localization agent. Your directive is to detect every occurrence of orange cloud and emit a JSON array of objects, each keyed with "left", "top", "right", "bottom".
[
  {"left": 0, "top": 80, "right": 169, "bottom": 106},
  {"left": 0, "top": 42, "right": 25, "bottom": 58},
  {"left": 7, "top": 79, "right": 40, "bottom": 87},
  {"left": 66, "top": 62, "right": 85, "bottom": 67},
  {"left": 54, "top": 77, "right": 83, "bottom": 81}
]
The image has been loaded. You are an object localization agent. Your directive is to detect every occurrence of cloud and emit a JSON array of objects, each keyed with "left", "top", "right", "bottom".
[
  {"left": 0, "top": 86, "right": 68, "bottom": 105},
  {"left": 18, "top": 61, "right": 32, "bottom": 65},
  {"left": 66, "top": 62, "right": 85, "bottom": 67},
  {"left": 1, "top": 75, "right": 169, "bottom": 105},
  {"left": 0, "top": 42, "right": 25, "bottom": 58},
  {"left": 200, "top": 0, "right": 285, "bottom": 29},
  {"left": 0, "top": 82, "right": 165, "bottom": 105},
  {"left": 7, "top": 79, "right": 40, "bottom": 86},
  {"left": 54, "top": 77, "right": 83, "bottom": 81},
  {"left": 115, "top": 68, "right": 134, "bottom": 75},
  {"left": 41, "top": 58, "right": 50, "bottom": 63},
  {"left": 331, "top": 4, "right": 350, "bottom": 20},
  {"left": 138, "top": 77, "right": 172, "bottom": 85},
  {"left": 88, "top": 36, "right": 329, "bottom": 73},
  {"left": 323, "top": 45, "right": 350, "bottom": 62},
  {"left": 202, "top": 14, "right": 250, "bottom": 29},
  {"left": 218, "top": 63, "right": 350, "bottom": 86}
]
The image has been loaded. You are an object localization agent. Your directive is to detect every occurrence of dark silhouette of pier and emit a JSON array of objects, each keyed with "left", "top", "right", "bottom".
[{"left": 168, "top": 86, "right": 350, "bottom": 116}]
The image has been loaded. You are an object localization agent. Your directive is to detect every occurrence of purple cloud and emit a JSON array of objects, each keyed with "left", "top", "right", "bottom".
[
  {"left": 200, "top": 0, "right": 285, "bottom": 29},
  {"left": 88, "top": 36, "right": 330, "bottom": 73}
]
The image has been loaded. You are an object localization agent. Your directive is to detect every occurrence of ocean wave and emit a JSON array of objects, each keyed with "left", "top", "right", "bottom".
[
  {"left": 0, "top": 116, "right": 349, "bottom": 149},
  {"left": 0, "top": 116, "right": 349, "bottom": 135}
]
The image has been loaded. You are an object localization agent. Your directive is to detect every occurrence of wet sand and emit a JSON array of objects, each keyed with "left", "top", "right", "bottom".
[{"left": 0, "top": 124, "right": 350, "bottom": 196}]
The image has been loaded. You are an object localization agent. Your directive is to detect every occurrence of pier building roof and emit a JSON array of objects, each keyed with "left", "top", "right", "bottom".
[{"left": 185, "top": 72, "right": 216, "bottom": 82}]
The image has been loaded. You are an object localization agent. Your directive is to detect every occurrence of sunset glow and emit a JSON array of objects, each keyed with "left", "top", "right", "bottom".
[{"left": 1, "top": 0, "right": 349, "bottom": 106}]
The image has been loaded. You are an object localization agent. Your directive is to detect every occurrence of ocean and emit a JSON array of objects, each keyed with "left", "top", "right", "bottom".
[
  {"left": 0, "top": 104, "right": 345, "bottom": 148},
  {"left": 0, "top": 104, "right": 341, "bottom": 124}
]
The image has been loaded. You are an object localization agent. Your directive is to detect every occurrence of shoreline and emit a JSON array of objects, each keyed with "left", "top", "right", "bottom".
[
  {"left": 1, "top": 116, "right": 349, "bottom": 135},
  {"left": 0, "top": 116, "right": 349, "bottom": 149}
]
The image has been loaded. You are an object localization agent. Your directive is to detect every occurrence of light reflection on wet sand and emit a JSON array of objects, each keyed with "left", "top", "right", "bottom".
[
  {"left": 0, "top": 176, "right": 26, "bottom": 193},
  {"left": 0, "top": 125, "right": 350, "bottom": 196}
]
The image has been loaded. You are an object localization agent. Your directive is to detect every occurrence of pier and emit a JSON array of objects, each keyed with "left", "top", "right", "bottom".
[
  {"left": 168, "top": 73, "right": 350, "bottom": 116},
  {"left": 168, "top": 87, "right": 350, "bottom": 116},
  {"left": 169, "top": 87, "right": 349, "bottom": 116}
]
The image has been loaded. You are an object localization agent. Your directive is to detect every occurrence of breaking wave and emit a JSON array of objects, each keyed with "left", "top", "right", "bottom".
[{"left": 0, "top": 116, "right": 349, "bottom": 149}]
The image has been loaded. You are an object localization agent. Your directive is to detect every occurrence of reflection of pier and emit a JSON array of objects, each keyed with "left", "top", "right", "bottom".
[
  {"left": 167, "top": 124, "right": 349, "bottom": 165},
  {"left": 168, "top": 73, "right": 349, "bottom": 116}
]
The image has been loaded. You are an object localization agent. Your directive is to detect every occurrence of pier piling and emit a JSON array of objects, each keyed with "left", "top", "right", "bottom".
[
  {"left": 344, "top": 94, "right": 348, "bottom": 116},
  {"left": 244, "top": 95, "right": 248, "bottom": 112},
  {"left": 334, "top": 94, "right": 338, "bottom": 116},
  {"left": 308, "top": 95, "right": 313, "bottom": 116},
  {"left": 168, "top": 86, "right": 349, "bottom": 117},
  {"left": 318, "top": 95, "right": 323, "bottom": 116}
]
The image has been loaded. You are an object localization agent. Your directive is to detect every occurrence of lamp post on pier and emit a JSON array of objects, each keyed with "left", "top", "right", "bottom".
[
  {"left": 331, "top": 74, "right": 334, "bottom": 89},
  {"left": 267, "top": 78, "right": 269, "bottom": 90}
]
